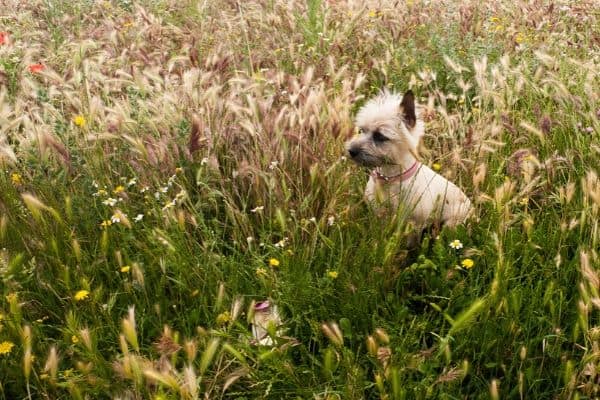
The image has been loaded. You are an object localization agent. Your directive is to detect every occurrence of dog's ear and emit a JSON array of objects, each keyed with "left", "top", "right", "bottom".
[{"left": 400, "top": 90, "right": 416, "bottom": 129}]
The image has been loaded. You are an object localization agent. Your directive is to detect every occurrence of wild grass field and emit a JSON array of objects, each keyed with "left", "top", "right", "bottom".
[{"left": 0, "top": 0, "right": 599, "bottom": 398}]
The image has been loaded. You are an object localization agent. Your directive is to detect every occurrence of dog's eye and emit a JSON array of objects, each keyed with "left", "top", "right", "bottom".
[{"left": 372, "top": 131, "right": 389, "bottom": 143}]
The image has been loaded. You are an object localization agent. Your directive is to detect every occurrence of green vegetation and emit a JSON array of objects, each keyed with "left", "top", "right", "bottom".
[{"left": 0, "top": 1, "right": 599, "bottom": 398}]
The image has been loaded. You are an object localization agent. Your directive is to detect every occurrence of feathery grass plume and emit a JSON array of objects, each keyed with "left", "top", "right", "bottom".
[
  {"left": 21, "top": 325, "right": 32, "bottom": 380},
  {"left": 184, "top": 340, "right": 198, "bottom": 363},
  {"left": 199, "top": 338, "right": 220, "bottom": 375},
  {"left": 122, "top": 306, "right": 139, "bottom": 352},
  {"left": 321, "top": 322, "right": 343, "bottom": 348},
  {"left": 215, "top": 282, "right": 226, "bottom": 312},
  {"left": 490, "top": 379, "right": 500, "bottom": 400},
  {"left": 21, "top": 193, "right": 61, "bottom": 223},
  {"left": 366, "top": 336, "right": 378, "bottom": 357},
  {"left": 79, "top": 328, "right": 93, "bottom": 352},
  {"left": 43, "top": 346, "right": 59, "bottom": 381},
  {"left": 143, "top": 369, "right": 180, "bottom": 391}
]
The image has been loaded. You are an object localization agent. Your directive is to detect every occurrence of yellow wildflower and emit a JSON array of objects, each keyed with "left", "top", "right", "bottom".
[
  {"left": 71, "top": 335, "right": 79, "bottom": 344},
  {"left": 74, "top": 290, "right": 90, "bottom": 301},
  {"left": 216, "top": 311, "right": 231, "bottom": 326},
  {"left": 11, "top": 172, "right": 22, "bottom": 186},
  {"left": 113, "top": 185, "right": 125, "bottom": 194},
  {"left": 256, "top": 267, "right": 268, "bottom": 278},
  {"left": 432, "top": 163, "right": 442, "bottom": 171},
  {"left": 461, "top": 258, "right": 475, "bottom": 269},
  {"left": 73, "top": 115, "right": 86, "bottom": 128},
  {"left": 489, "top": 16, "right": 500, "bottom": 23},
  {"left": 515, "top": 32, "right": 526, "bottom": 44},
  {"left": 120, "top": 265, "right": 131, "bottom": 273},
  {"left": 100, "top": 220, "right": 112, "bottom": 229},
  {"left": 175, "top": 167, "right": 183, "bottom": 174},
  {"left": 327, "top": 270, "right": 339, "bottom": 279},
  {"left": 0, "top": 341, "right": 15, "bottom": 355},
  {"left": 269, "top": 258, "right": 280, "bottom": 267}
]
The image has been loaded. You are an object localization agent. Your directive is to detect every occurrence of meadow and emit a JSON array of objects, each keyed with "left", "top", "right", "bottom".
[{"left": 0, "top": 0, "right": 599, "bottom": 398}]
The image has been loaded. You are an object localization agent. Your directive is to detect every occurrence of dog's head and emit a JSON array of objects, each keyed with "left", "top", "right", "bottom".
[{"left": 345, "top": 90, "right": 424, "bottom": 167}]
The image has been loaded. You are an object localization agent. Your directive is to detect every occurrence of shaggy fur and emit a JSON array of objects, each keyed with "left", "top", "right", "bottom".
[{"left": 346, "top": 90, "right": 471, "bottom": 232}]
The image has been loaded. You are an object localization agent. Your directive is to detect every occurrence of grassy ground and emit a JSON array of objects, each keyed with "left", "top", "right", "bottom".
[{"left": 0, "top": 0, "right": 599, "bottom": 398}]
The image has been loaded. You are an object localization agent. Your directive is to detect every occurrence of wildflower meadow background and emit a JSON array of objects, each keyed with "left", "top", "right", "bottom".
[{"left": 1, "top": 0, "right": 599, "bottom": 398}]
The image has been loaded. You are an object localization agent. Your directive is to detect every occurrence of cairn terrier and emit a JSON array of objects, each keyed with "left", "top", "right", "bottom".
[{"left": 345, "top": 90, "right": 471, "bottom": 235}]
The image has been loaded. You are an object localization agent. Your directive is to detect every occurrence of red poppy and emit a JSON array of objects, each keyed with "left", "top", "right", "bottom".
[
  {"left": 28, "top": 63, "right": 45, "bottom": 73},
  {"left": 0, "top": 32, "right": 7, "bottom": 45}
]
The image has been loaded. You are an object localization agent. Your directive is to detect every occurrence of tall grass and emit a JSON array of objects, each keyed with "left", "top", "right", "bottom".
[{"left": 0, "top": 0, "right": 599, "bottom": 398}]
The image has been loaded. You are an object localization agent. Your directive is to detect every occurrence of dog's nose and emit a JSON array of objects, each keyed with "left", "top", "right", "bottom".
[{"left": 348, "top": 147, "right": 360, "bottom": 158}]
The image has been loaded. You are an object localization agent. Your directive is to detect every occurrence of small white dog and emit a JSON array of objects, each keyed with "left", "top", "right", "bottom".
[{"left": 345, "top": 90, "right": 471, "bottom": 233}]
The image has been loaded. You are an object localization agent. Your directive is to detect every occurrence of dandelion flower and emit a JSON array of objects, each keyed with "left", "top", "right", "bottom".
[
  {"left": 515, "top": 32, "right": 526, "bottom": 44},
  {"left": 113, "top": 185, "right": 125, "bottom": 194},
  {"left": 71, "top": 335, "right": 79, "bottom": 344},
  {"left": 449, "top": 239, "right": 463, "bottom": 250},
  {"left": 74, "top": 290, "right": 90, "bottom": 301},
  {"left": 120, "top": 265, "right": 131, "bottom": 273},
  {"left": 269, "top": 258, "right": 280, "bottom": 267},
  {"left": 28, "top": 63, "right": 45, "bottom": 73},
  {"left": 10, "top": 172, "right": 22, "bottom": 186},
  {"left": 0, "top": 341, "right": 15, "bottom": 355},
  {"left": 461, "top": 258, "right": 474, "bottom": 269},
  {"left": 73, "top": 115, "right": 86, "bottom": 128},
  {"left": 432, "top": 163, "right": 442, "bottom": 171},
  {"left": 327, "top": 270, "right": 339, "bottom": 279}
]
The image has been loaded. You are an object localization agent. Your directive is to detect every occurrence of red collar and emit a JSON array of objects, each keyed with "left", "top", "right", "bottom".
[{"left": 371, "top": 162, "right": 420, "bottom": 183}]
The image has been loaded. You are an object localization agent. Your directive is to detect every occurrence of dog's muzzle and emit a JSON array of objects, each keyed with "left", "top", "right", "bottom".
[{"left": 347, "top": 147, "right": 360, "bottom": 159}]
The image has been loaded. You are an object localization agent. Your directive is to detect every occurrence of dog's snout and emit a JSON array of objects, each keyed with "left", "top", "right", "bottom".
[{"left": 348, "top": 147, "right": 360, "bottom": 158}]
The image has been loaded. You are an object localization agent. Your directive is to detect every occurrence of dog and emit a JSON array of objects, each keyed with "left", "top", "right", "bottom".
[{"left": 345, "top": 90, "right": 471, "bottom": 235}]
